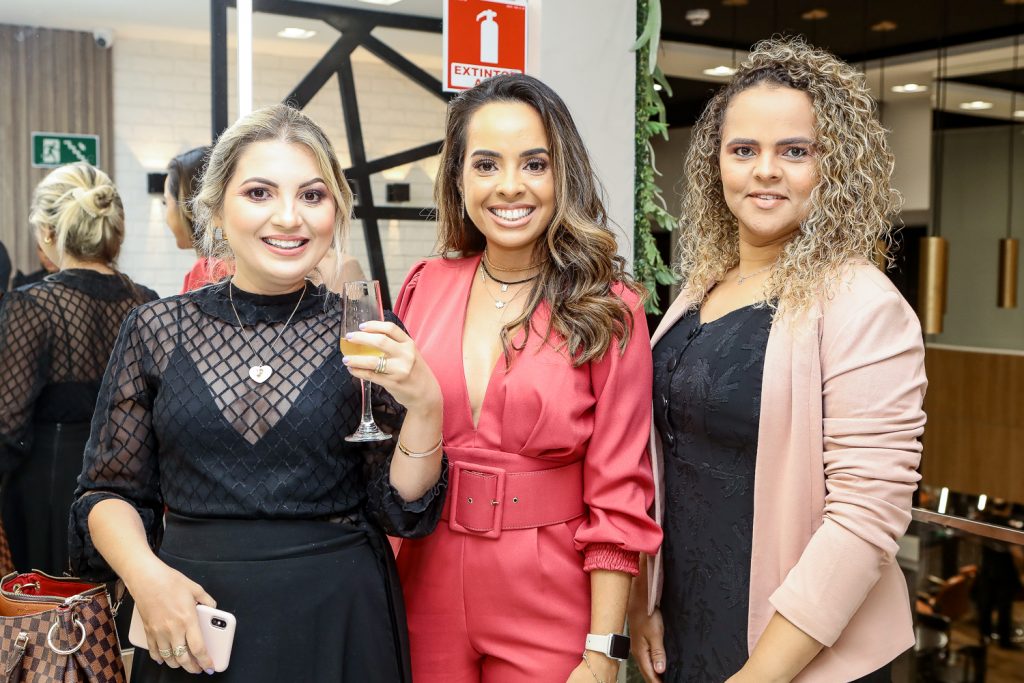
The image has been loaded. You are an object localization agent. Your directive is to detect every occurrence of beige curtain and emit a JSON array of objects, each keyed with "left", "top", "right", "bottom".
[{"left": 0, "top": 24, "right": 114, "bottom": 280}]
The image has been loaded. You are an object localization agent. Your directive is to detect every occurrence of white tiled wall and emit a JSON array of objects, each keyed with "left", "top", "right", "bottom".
[{"left": 112, "top": 37, "right": 445, "bottom": 298}]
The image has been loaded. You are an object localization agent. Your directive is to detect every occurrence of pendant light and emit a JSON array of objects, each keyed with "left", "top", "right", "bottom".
[
  {"left": 998, "top": 31, "right": 1021, "bottom": 308},
  {"left": 920, "top": 29, "right": 951, "bottom": 334}
]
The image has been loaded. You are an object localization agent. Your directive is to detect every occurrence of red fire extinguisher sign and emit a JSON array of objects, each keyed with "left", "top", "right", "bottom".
[{"left": 443, "top": 0, "right": 527, "bottom": 92}]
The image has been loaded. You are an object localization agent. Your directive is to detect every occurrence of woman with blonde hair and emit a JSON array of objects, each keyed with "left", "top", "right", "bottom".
[
  {"left": 629, "top": 37, "right": 926, "bottom": 682},
  {"left": 394, "top": 74, "right": 661, "bottom": 683},
  {"left": 70, "top": 104, "right": 446, "bottom": 681},
  {"left": 0, "top": 163, "right": 157, "bottom": 574}
]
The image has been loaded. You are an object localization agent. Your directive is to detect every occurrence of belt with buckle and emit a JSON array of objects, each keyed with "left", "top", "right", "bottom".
[{"left": 441, "top": 460, "right": 585, "bottom": 539}]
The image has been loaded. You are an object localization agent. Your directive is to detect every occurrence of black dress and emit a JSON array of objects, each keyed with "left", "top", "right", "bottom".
[
  {"left": 0, "top": 269, "right": 157, "bottom": 574},
  {"left": 68, "top": 281, "right": 447, "bottom": 682},
  {"left": 653, "top": 304, "right": 892, "bottom": 683}
]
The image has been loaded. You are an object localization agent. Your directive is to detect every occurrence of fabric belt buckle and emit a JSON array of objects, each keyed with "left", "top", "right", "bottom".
[{"left": 448, "top": 462, "right": 506, "bottom": 539}]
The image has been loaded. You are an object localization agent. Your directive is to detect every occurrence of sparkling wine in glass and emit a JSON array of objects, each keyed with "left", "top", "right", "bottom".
[{"left": 341, "top": 280, "right": 392, "bottom": 442}]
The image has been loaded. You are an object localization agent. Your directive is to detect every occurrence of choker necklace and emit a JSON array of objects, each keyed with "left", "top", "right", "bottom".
[
  {"left": 483, "top": 249, "right": 542, "bottom": 274},
  {"left": 227, "top": 279, "right": 308, "bottom": 383},
  {"left": 736, "top": 263, "right": 774, "bottom": 285},
  {"left": 479, "top": 259, "right": 537, "bottom": 292},
  {"left": 479, "top": 265, "right": 532, "bottom": 310}
]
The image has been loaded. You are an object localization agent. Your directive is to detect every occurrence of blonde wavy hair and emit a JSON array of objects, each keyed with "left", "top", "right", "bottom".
[
  {"left": 679, "top": 36, "right": 901, "bottom": 318},
  {"left": 29, "top": 162, "right": 124, "bottom": 266},
  {"left": 435, "top": 74, "right": 640, "bottom": 366},
  {"left": 193, "top": 104, "right": 352, "bottom": 283}
]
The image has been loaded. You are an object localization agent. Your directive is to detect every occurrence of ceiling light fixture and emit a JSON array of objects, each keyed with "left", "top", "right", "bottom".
[
  {"left": 891, "top": 83, "right": 928, "bottom": 93},
  {"left": 357, "top": 0, "right": 404, "bottom": 5},
  {"left": 1015, "top": 109, "right": 1024, "bottom": 117},
  {"left": 277, "top": 28, "right": 316, "bottom": 39},
  {"left": 959, "top": 100, "right": 994, "bottom": 110},
  {"left": 801, "top": 8, "right": 828, "bottom": 20},
  {"left": 703, "top": 65, "right": 737, "bottom": 77},
  {"left": 871, "top": 20, "right": 898, "bottom": 32}
]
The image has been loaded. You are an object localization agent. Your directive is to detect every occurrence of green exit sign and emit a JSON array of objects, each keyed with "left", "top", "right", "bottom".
[{"left": 31, "top": 132, "right": 100, "bottom": 168}]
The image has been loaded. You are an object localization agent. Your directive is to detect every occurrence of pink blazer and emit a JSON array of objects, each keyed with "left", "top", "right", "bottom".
[{"left": 646, "top": 261, "right": 926, "bottom": 682}]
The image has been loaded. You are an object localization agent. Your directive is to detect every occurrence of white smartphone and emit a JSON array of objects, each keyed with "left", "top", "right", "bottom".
[{"left": 128, "top": 603, "right": 236, "bottom": 672}]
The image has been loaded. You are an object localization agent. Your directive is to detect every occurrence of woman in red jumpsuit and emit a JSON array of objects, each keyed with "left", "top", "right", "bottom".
[{"left": 394, "top": 74, "right": 662, "bottom": 683}]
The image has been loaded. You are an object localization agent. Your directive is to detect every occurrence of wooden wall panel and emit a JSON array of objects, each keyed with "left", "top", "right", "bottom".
[
  {"left": 0, "top": 24, "right": 113, "bottom": 279},
  {"left": 922, "top": 347, "right": 1024, "bottom": 502}
]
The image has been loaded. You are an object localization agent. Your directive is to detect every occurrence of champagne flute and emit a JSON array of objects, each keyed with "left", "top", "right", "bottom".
[{"left": 341, "top": 280, "right": 392, "bottom": 442}]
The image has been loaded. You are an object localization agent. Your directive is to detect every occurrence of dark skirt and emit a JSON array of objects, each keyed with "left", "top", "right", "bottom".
[
  {"left": 1, "top": 421, "right": 89, "bottom": 574},
  {"left": 130, "top": 513, "right": 410, "bottom": 682}
]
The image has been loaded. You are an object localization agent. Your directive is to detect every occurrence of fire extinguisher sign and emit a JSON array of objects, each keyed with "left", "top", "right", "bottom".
[{"left": 443, "top": 0, "right": 527, "bottom": 92}]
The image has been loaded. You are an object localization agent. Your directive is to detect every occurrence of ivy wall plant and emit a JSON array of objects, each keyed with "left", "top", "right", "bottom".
[{"left": 633, "top": 0, "right": 677, "bottom": 313}]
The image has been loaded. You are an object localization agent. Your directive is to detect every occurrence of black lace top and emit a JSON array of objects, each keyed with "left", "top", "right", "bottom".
[
  {"left": 652, "top": 304, "right": 772, "bottom": 682},
  {"left": 68, "top": 281, "right": 447, "bottom": 581},
  {"left": 0, "top": 269, "right": 158, "bottom": 472}
]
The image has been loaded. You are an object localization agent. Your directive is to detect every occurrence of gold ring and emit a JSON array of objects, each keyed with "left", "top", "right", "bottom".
[
  {"left": 374, "top": 356, "right": 389, "bottom": 375},
  {"left": 158, "top": 648, "right": 173, "bottom": 658},
  {"left": 172, "top": 645, "right": 189, "bottom": 658}
]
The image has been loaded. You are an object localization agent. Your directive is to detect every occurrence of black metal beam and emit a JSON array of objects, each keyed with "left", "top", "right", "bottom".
[
  {"left": 337, "top": 53, "right": 391, "bottom": 307},
  {"left": 285, "top": 34, "right": 360, "bottom": 108},
  {"left": 353, "top": 206, "right": 437, "bottom": 222},
  {"left": 241, "top": 0, "right": 442, "bottom": 33},
  {"left": 346, "top": 140, "right": 443, "bottom": 178},
  {"left": 211, "top": 0, "right": 229, "bottom": 139},
  {"left": 361, "top": 34, "right": 452, "bottom": 102}
]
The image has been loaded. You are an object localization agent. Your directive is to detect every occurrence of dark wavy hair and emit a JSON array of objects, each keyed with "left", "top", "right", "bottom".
[
  {"left": 167, "top": 145, "right": 210, "bottom": 244},
  {"left": 434, "top": 74, "right": 640, "bottom": 366}
]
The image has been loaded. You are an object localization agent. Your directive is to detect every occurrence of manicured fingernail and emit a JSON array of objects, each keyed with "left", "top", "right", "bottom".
[
  {"left": 655, "top": 662, "right": 665, "bottom": 672},
  {"left": 342, "top": 357, "right": 351, "bottom": 365},
  {"left": 205, "top": 669, "right": 215, "bottom": 675},
  {"left": 344, "top": 332, "right": 354, "bottom": 340},
  {"left": 358, "top": 322, "right": 367, "bottom": 330}
]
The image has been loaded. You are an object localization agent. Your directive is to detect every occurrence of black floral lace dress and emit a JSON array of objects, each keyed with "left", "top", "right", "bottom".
[
  {"left": 0, "top": 269, "right": 157, "bottom": 574},
  {"left": 68, "top": 281, "right": 447, "bottom": 682},
  {"left": 653, "top": 304, "right": 772, "bottom": 682}
]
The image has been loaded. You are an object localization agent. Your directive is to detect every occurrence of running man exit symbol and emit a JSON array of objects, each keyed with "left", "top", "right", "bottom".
[{"left": 478, "top": 10, "right": 498, "bottom": 64}]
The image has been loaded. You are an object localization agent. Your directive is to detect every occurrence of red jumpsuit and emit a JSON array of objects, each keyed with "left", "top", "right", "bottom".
[{"left": 394, "top": 256, "right": 662, "bottom": 683}]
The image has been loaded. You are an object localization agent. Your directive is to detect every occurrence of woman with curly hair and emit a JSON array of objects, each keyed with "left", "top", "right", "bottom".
[
  {"left": 393, "top": 74, "right": 662, "bottom": 683},
  {"left": 628, "top": 37, "right": 926, "bottom": 682}
]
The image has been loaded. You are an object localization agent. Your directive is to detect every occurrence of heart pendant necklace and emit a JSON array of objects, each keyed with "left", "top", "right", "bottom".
[{"left": 228, "top": 279, "right": 307, "bottom": 383}]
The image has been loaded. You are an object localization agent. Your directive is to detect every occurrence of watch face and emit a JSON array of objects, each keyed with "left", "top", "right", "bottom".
[{"left": 609, "top": 634, "right": 631, "bottom": 660}]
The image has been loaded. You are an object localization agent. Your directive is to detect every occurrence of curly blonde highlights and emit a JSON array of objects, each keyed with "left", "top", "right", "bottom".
[{"left": 679, "top": 36, "right": 902, "bottom": 318}]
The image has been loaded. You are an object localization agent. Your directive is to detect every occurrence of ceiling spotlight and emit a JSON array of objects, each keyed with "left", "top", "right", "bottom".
[
  {"left": 686, "top": 9, "right": 712, "bottom": 26},
  {"left": 871, "top": 20, "right": 898, "bottom": 32},
  {"left": 277, "top": 28, "right": 316, "bottom": 39},
  {"left": 357, "top": 0, "right": 404, "bottom": 5},
  {"left": 801, "top": 8, "right": 829, "bottom": 20},
  {"left": 703, "top": 65, "right": 737, "bottom": 77},
  {"left": 891, "top": 83, "right": 928, "bottom": 93},
  {"left": 959, "top": 100, "right": 994, "bottom": 110}
]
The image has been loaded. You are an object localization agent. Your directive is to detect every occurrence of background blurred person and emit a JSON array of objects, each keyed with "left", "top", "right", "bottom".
[
  {"left": 0, "top": 162, "right": 157, "bottom": 575},
  {"left": 11, "top": 242, "right": 59, "bottom": 289},
  {"left": 164, "top": 145, "right": 231, "bottom": 292}
]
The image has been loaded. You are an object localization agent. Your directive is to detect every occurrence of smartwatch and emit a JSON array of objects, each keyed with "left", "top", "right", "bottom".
[{"left": 585, "top": 633, "right": 631, "bottom": 661}]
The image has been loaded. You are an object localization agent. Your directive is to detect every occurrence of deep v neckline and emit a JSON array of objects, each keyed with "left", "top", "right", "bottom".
[{"left": 458, "top": 255, "right": 525, "bottom": 432}]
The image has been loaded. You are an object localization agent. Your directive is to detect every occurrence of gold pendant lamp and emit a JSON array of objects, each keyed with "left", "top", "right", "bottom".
[
  {"left": 998, "top": 32, "right": 1021, "bottom": 308},
  {"left": 920, "top": 44, "right": 950, "bottom": 333}
]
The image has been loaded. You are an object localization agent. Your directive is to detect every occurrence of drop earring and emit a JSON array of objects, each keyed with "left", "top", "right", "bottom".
[{"left": 214, "top": 227, "right": 224, "bottom": 241}]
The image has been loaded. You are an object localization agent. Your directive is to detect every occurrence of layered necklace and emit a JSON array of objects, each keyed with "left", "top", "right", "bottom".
[
  {"left": 479, "top": 251, "right": 539, "bottom": 309},
  {"left": 227, "top": 279, "right": 308, "bottom": 383}
]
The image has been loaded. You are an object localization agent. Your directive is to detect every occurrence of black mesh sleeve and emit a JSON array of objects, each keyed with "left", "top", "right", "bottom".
[
  {"left": 68, "top": 307, "right": 164, "bottom": 580},
  {"left": 0, "top": 291, "right": 51, "bottom": 472}
]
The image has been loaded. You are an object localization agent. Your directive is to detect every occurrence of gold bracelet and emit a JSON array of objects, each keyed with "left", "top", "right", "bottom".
[
  {"left": 581, "top": 652, "right": 607, "bottom": 683},
  {"left": 397, "top": 435, "right": 443, "bottom": 459}
]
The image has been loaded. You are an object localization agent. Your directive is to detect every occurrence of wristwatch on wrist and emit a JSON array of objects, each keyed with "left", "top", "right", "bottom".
[{"left": 585, "top": 633, "right": 631, "bottom": 661}]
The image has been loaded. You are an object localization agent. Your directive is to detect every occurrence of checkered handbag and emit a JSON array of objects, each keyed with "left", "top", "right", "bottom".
[{"left": 0, "top": 571, "right": 125, "bottom": 683}]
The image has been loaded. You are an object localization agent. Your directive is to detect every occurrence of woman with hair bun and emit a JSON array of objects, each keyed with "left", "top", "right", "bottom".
[
  {"left": 0, "top": 162, "right": 157, "bottom": 574},
  {"left": 628, "top": 37, "right": 926, "bottom": 682},
  {"left": 394, "top": 73, "right": 661, "bottom": 683}
]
